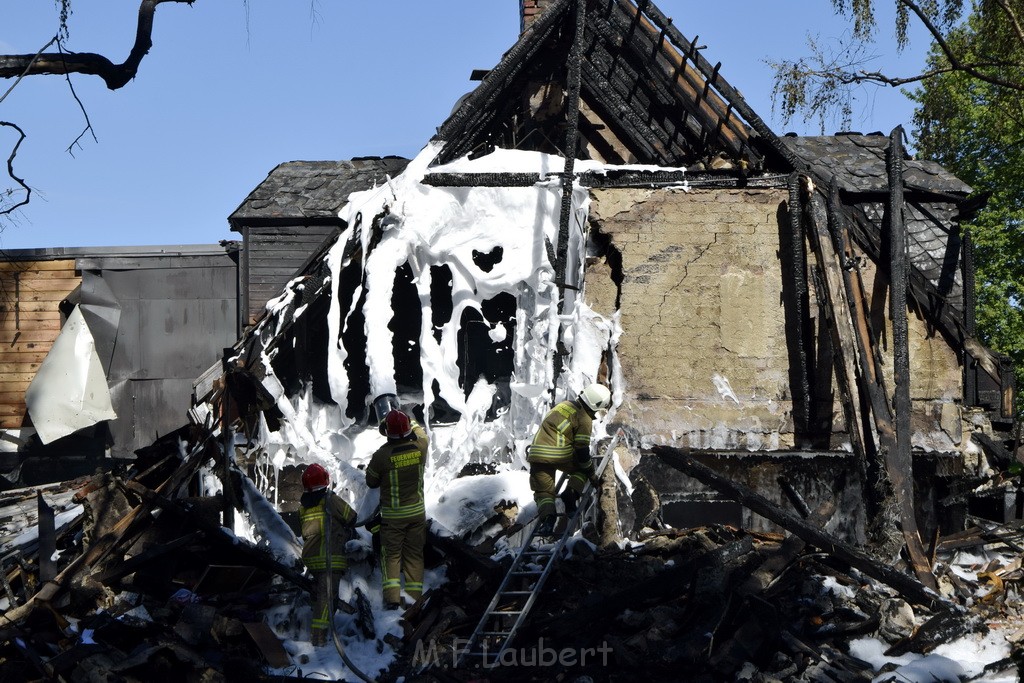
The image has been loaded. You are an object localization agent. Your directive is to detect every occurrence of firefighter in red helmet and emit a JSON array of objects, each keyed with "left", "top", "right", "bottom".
[
  {"left": 299, "top": 462, "right": 356, "bottom": 646},
  {"left": 365, "top": 409, "right": 429, "bottom": 610}
]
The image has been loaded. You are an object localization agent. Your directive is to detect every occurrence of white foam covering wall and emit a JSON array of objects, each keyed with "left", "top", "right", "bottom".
[{"left": 245, "top": 144, "right": 622, "bottom": 525}]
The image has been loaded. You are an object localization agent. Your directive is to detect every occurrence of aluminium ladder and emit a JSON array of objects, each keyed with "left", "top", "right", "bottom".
[{"left": 454, "top": 429, "right": 625, "bottom": 669}]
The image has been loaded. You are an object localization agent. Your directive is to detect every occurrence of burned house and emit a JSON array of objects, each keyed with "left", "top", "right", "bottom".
[
  {"left": 228, "top": 157, "right": 411, "bottom": 329},
  {"left": 2, "top": 1, "right": 1023, "bottom": 680},
  {"left": 214, "top": 0, "right": 1017, "bottom": 555}
]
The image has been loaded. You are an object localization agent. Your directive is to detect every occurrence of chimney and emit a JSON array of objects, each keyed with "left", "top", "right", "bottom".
[{"left": 520, "top": 0, "right": 555, "bottom": 33}]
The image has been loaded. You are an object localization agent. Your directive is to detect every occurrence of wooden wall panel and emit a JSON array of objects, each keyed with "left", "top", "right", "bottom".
[
  {"left": 245, "top": 225, "right": 332, "bottom": 323},
  {"left": 0, "top": 259, "right": 80, "bottom": 429}
]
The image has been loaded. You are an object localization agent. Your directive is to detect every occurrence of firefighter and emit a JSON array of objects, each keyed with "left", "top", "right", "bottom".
[
  {"left": 528, "top": 383, "right": 612, "bottom": 537},
  {"left": 365, "top": 409, "right": 429, "bottom": 610},
  {"left": 299, "top": 463, "right": 357, "bottom": 646}
]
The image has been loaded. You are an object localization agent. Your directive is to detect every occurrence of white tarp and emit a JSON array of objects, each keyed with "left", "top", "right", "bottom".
[{"left": 25, "top": 306, "right": 117, "bottom": 444}]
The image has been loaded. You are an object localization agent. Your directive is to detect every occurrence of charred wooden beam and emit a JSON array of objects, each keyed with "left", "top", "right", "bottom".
[
  {"left": 90, "top": 531, "right": 204, "bottom": 586},
  {"left": 422, "top": 169, "right": 789, "bottom": 190},
  {"left": 653, "top": 446, "right": 953, "bottom": 611},
  {"left": 434, "top": 0, "right": 573, "bottom": 163},
  {"left": 737, "top": 498, "right": 836, "bottom": 596},
  {"left": 884, "top": 608, "right": 969, "bottom": 656},
  {"left": 888, "top": 127, "right": 913, "bottom": 491},
  {"left": 37, "top": 492, "right": 56, "bottom": 584},
  {"left": 805, "top": 187, "right": 870, "bottom": 467},
  {"left": 422, "top": 173, "right": 547, "bottom": 187},
  {"left": 777, "top": 475, "right": 812, "bottom": 519},
  {"left": 608, "top": 0, "right": 750, "bottom": 155},
  {"left": 971, "top": 431, "right": 1014, "bottom": 470},
  {"left": 840, "top": 199, "right": 968, "bottom": 351},
  {"left": 551, "top": 0, "right": 588, "bottom": 389},
  {"left": 826, "top": 180, "right": 935, "bottom": 590},
  {"left": 785, "top": 174, "right": 813, "bottom": 444},
  {"left": 585, "top": 12, "right": 710, "bottom": 159}
]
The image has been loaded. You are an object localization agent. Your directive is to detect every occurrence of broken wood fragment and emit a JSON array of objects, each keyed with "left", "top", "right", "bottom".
[
  {"left": 122, "top": 481, "right": 310, "bottom": 591},
  {"left": 243, "top": 621, "right": 292, "bottom": 669},
  {"left": 653, "top": 446, "right": 952, "bottom": 611},
  {"left": 884, "top": 608, "right": 969, "bottom": 657}
]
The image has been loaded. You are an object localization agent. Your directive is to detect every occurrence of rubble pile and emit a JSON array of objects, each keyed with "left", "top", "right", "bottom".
[
  {"left": 389, "top": 518, "right": 1024, "bottom": 682},
  {"left": 0, "top": 431, "right": 308, "bottom": 682},
  {"left": 1, "top": 437, "right": 1023, "bottom": 682}
]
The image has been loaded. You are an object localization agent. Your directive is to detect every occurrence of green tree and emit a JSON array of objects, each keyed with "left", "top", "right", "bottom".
[
  {"left": 910, "top": 8, "right": 1024, "bottom": 401},
  {"left": 771, "top": 0, "right": 1024, "bottom": 132}
]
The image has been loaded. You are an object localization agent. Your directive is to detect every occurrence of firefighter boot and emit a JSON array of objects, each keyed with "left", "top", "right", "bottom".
[
  {"left": 561, "top": 488, "right": 580, "bottom": 515},
  {"left": 535, "top": 515, "right": 555, "bottom": 538}
]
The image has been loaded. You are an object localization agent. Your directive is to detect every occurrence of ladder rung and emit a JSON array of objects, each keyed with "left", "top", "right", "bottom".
[
  {"left": 479, "top": 631, "right": 512, "bottom": 637},
  {"left": 499, "top": 590, "right": 533, "bottom": 596},
  {"left": 511, "top": 570, "right": 543, "bottom": 575},
  {"left": 488, "top": 609, "right": 525, "bottom": 615}
]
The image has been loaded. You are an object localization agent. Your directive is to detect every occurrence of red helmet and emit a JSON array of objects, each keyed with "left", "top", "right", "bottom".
[
  {"left": 302, "top": 463, "right": 330, "bottom": 492},
  {"left": 385, "top": 410, "right": 413, "bottom": 439}
]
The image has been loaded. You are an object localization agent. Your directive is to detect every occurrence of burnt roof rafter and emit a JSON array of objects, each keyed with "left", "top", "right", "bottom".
[
  {"left": 432, "top": 0, "right": 792, "bottom": 169},
  {"left": 591, "top": 0, "right": 749, "bottom": 163}
]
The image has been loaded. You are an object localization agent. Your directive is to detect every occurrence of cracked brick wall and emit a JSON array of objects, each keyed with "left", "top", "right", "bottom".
[{"left": 584, "top": 187, "right": 963, "bottom": 454}]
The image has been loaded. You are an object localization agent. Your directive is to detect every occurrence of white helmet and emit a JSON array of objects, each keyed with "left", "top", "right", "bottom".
[{"left": 579, "top": 383, "right": 611, "bottom": 413}]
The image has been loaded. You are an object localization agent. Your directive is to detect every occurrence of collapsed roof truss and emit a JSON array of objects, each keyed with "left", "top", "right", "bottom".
[{"left": 434, "top": 0, "right": 793, "bottom": 169}]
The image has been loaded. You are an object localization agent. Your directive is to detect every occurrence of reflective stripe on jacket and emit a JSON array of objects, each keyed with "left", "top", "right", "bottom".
[
  {"left": 366, "top": 422, "right": 429, "bottom": 521},
  {"left": 528, "top": 400, "right": 592, "bottom": 464},
  {"left": 299, "top": 491, "right": 356, "bottom": 571}
]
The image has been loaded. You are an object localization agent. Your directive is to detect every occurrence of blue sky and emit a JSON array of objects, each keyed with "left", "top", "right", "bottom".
[{"left": 0, "top": 1, "right": 930, "bottom": 250}]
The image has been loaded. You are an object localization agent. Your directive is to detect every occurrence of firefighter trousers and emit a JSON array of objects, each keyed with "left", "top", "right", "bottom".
[
  {"left": 379, "top": 516, "right": 426, "bottom": 604},
  {"left": 310, "top": 570, "right": 337, "bottom": 644},
  {"left": 529, "top": 460, "right": 592, "bottom": 522}
]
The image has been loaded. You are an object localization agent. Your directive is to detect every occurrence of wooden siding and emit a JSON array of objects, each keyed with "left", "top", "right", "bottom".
[
  {"left": 246, "top": 226, "right": 334, "bottom": 324},
  {"left": 0, "top": 259, "right": 80, "bottom": 429}
]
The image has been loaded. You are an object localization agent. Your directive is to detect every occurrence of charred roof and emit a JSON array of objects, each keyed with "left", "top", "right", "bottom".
[
  {"left": 228, "top": 157, "right": 410, "bottom": 230},
  {"left": 432, "top": 0, "right": 794, "bottom": 170},
  {"left": 781, "top": 134, "right": 973, "bottom": 196}
]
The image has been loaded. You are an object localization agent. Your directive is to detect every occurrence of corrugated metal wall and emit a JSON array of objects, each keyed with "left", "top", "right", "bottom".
[{"left": 80, "top": 253, "right": 239, "bottom": 458}]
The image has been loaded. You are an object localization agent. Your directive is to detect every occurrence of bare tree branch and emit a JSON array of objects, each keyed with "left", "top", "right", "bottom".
[
  {"left": 56, "top": 42, "right": 99, "bottom": 156},
  {"left": 0, "top": 0, "right": 196, "bottom": 91},
  {"left": 0, "top": 36, "right": 59, "bottom": 105},
  {"left": 0, "top": 123, "right": 30, "bottom": 217}
]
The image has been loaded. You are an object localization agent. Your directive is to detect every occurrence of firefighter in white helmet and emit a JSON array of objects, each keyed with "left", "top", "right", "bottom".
[{"left": 527, "top": 383, "right": 612, "bottom": 537}]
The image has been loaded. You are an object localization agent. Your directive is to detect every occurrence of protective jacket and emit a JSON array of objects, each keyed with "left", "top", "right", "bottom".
[
  {"left": 528, "top": 400, "right": 593, "bottom": 465},
  {"left": 366, "top": 422, "right": 429, "bottom": 521},
  {"left": 299, "top": 490, "right": 356, "bottom": 571}
]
